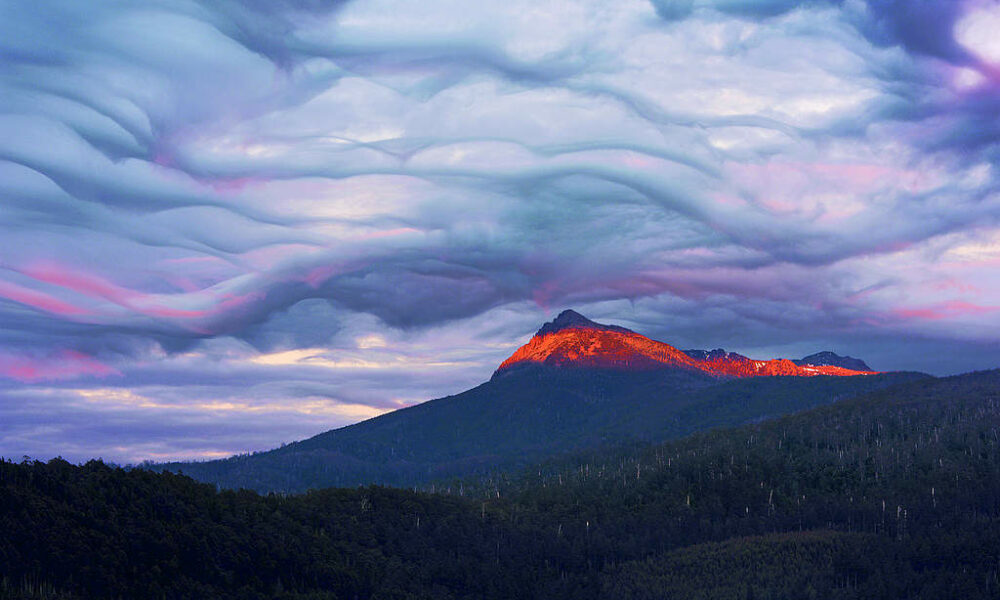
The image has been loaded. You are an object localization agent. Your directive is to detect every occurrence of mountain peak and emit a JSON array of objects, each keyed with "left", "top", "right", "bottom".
[
  {"left": 683, "top": 348, "right": 749, "bottom": 362},
  {"left": 535, "top": 309, "right": 634, "bottom": 337},
  {"left": 494, "top": 310, "right": 691, "bottom": 377},
  {"left": 794, "top": 351, "right": 872, "bottom": 372},
  {"left": 496, "top": 310, "right": 879, "bottom": 379}
]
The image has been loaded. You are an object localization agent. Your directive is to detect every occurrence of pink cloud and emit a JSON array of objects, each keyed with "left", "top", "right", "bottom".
[
  {"left": 300, "top": 259, "right": 370, "bottom": 289},
  {"left": 358, "top": 227, "right": 420, "bottom": 241},
  {"left": 531, "top": 280, "right": 560, "bottom": 309},
  {"left": 932, "top": 278, "right": 981, "bottom": 294},
  {"left": 160, "top": 275, "right": 205, "bottom": 293},
  {"left": 726, "top": 160, "right": 941, "bottom": 221},
  {"left": 130, "top": 290, "right": 265, "bottom": 323},
  {"left": 200, "top": 176, "right": 263, "bottom": 194},
  {"left": 11, "top": 261, "right": 267, "bottom": 333},
  {"left": 0, "top": 350, "right": 120, "bottom": 382},
  {"left": 894, "top": 307, "right": 945, "bottom": 321},
  {"left": 0, "top": 280, "right": 91, "bottom": 317},
  {"left": 893, "top": 300, "right": 999, "bottom": 322},
  {"left": 729, "top": 161, "right": 932, "bottom": 192},
  {"left": 22, "top": 262, "right": 138, "bottom": 305},
  {"left": 867, "top": 240, "right": 914, "bottom": 255},
  {"left": 152, "top": 149, "right": 175, "bottom": 168},
  {"left": 304, "top": 265, "right": 339, "bottom": 288},
  {"left": 159, "top": 256, "right": 228, "bottom": 265}
]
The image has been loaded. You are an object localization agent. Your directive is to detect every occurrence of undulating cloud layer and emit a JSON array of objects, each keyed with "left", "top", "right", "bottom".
[{"left": 1, "top": 0, "right": 998, "bottom": 462}]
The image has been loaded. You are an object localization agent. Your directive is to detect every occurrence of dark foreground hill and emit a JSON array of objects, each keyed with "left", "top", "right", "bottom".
[{"left": 3, "top": 369, "right": 1000, "bottom": 599}]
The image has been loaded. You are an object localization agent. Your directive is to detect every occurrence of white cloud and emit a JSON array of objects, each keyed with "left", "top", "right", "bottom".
[{"left": 955, "top": 3, "right": 1000, "bottom": 64}]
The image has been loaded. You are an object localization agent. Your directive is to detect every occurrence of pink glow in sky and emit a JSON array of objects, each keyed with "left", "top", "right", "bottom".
[
  {"left": 0, "top": 0, "right": 998, "bottom": 463},
  {"left": 0, "top": 350, "right": 120, "bottom": 383}
]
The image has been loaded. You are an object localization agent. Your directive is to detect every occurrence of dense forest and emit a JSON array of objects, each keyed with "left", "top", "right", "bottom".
[
  {"left": 156, "top": 368, "right": 922, "bottom": 492},
  {"left": 2, "top": 370, "right": 999, "bottom": 599}
]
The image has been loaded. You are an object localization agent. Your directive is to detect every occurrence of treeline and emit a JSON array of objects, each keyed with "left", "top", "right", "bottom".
[
  {"left": 2, "top": 370, "right": 999, "bottom": 598},
  {"left": 0, "top": 460, "right": 579, "bottom": 600},
  {"left": 602, "top": 530, "right": 997, "bottom": 600}
]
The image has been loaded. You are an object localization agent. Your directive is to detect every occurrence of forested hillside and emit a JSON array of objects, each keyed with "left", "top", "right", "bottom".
[
  {"left": 3, "top": 370, "right": 999, "bottom": 599},
  {"left": 474, "top": 368, "right": 1000, "bottom": 597}
]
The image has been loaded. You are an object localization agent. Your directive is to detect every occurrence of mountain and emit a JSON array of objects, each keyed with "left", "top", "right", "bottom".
[
  {"left": 496, "top": 309, "right": 878, "bottom": 378},
  {"left": 5, "top": 369, "right": 999, "bottom": 599},
  {"left": 535, "top": 308, "right": 634, "bottom": 336},
  {"left": 494, "top": 310, "right": 706, "bottom": 375},
  {"left": 155, "top": 310, "right": 917, "bottom": 493},
  {"left": 794, "top": 350, "right": 873, "bottom": 371}
]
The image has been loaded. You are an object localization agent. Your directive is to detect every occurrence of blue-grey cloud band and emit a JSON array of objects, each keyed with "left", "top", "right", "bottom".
[{"left": 1, "top": 0, "right": 998, "bottom": 462}]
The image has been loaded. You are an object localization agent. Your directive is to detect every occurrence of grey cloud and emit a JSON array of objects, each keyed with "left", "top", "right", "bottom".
[
  {"left": 853, "top": 0, "right": 971, "bottom": 63},
  {"left": 192, "top": 0, "right": 354, "bottom": 67},
  {"left": 650, "top": 0, "right": 695, "bottom": 21},
  {"left": 1, "top": 0, "right": 998, "bottom": 461},
  {"left": 649, "top": 0, "right": 836, "bottom": 21},
  {"left": 647, "top": 0, "right": 966, "bottom": 64},
  {"left": 711, "top": 0, "right": 833, "bottom": 18}
]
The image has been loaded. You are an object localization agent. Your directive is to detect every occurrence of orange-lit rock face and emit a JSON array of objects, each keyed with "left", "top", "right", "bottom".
[
  {"left": 495, "top": 320, "right": 878, "bottom": 379},
  {"left": 695, "top": 355, "right": 877, "bottom": 378},
  {"left": 496, "top": 327, "right": 705, "bottom": 373}
]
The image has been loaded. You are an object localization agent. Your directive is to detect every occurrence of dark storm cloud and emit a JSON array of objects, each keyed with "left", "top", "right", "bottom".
[{"left": 854, "top": 0, "right": 971, "bottom": 62}]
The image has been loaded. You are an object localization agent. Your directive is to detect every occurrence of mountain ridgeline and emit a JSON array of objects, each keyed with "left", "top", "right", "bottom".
[
  {"left": 494, "top": 310, "right": 879, "bottom": 378},
  {"left": 157, "top": 310, "right": 920, "bottom": 493},
  {"left": 4, "top": 369, "right": 1000, "bottom": 599}
]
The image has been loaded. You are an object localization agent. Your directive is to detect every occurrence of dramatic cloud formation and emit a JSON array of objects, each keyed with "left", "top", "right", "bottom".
[{"left": 1, "top": 0, "right": 998, "bottom": 462}]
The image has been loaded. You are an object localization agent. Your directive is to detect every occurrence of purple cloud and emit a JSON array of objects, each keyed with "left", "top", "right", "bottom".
[{"left": 0, "top": 0, "right": 998, "bottom": 462}]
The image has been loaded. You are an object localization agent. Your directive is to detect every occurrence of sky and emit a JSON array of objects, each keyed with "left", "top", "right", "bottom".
[{"left": 1, "top": 0, "right": 999, "bottom": 464}]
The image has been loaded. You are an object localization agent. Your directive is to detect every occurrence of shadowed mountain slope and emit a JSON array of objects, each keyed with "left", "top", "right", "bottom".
[{"left": 157, "top": 311, "right": 918, "bottom": 492}]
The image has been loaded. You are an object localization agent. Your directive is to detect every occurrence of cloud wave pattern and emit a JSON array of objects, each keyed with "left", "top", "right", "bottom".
[{"left": 1, "top": 0, "right": 998, "bottom": 462}]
